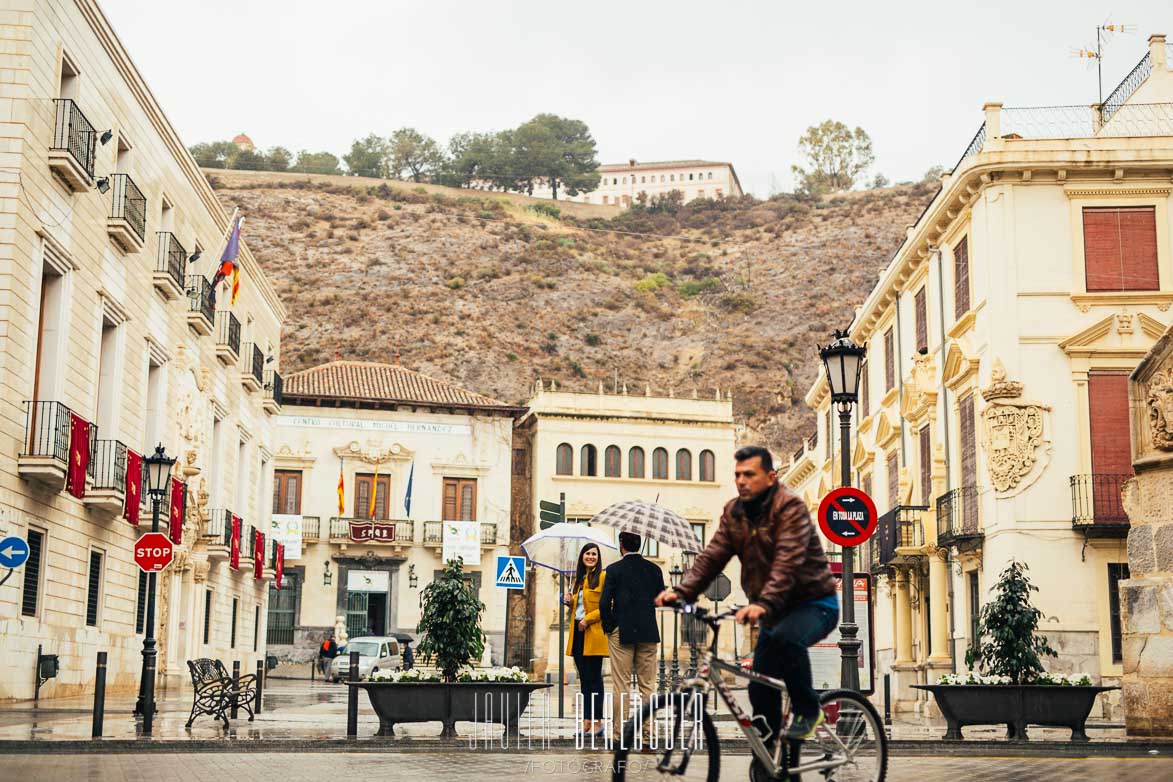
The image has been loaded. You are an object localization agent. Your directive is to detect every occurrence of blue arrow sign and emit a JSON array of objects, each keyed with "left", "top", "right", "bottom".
[{"left": 0, "top": 536, "right": 30, "bottom": 569}]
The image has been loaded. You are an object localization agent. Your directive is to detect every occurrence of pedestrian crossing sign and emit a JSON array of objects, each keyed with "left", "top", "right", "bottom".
[{"left": 495, "top": 555, "right": 526, "bottom": 589}]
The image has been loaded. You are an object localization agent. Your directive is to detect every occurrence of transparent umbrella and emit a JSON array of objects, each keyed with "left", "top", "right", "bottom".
[{"left": 521, "top": 522, "right": 619, "bottom": 573}]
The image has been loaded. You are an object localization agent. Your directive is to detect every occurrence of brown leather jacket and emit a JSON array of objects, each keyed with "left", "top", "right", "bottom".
[{"left": 675, "top": 481, "right": 835, "bottom": 619}]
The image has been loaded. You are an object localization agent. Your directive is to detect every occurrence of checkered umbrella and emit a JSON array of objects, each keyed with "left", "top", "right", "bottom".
[{"left": 589, "top": 500, "right": 700, "bottom": 553}]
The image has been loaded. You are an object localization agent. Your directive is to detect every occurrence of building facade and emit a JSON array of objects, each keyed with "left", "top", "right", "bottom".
[
  {"left": 266, "top": 361, "right": 522, "bottom": 670},
  {"left": 0, "top": 0, "right": 286, "bottom": 699},
  {"left": 529, "top": 160, "right": 743, "bottom": 208},
  {"left": 783, "top": 36, "right": 1173, "bottom": 718},
  {"left": 513, "top": 382, "right": 745, "bottom": 682}
]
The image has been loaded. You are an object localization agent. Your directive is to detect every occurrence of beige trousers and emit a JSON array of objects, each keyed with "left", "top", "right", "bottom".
[{"left": 607, "top": 630, "right": 658, "bottom": 737}]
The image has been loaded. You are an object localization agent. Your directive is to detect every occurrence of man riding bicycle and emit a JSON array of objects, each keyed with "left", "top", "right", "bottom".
[{"left": 656, "top": 445, "right": 839, "bottom": 742}]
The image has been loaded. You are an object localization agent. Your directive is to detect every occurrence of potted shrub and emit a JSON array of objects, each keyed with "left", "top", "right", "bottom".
[
  {"left": 352, "top": 559, "right": 549, "bottom": 738},
  {"left": 914, "top": 561, "right": 1117, "bottom": 742}
]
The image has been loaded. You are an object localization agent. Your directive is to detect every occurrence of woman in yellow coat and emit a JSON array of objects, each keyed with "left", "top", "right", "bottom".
[{"left": 563, "top": 542, "right": 608, "bottom": 736}]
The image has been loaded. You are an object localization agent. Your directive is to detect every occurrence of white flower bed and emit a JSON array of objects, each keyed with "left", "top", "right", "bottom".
[
  {"left": 369, "top": 667, "right": 441, "bottom": 683},
  {"left": 456, "top": 665, "right": 528, "bottom": 683},
  {"left": 937, "top": 671, "right": 1093, "bottom": 686}
]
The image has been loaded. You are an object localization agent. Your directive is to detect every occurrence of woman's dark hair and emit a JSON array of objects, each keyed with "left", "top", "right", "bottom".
[{"left": 574, "top": 543, "right": 602, "bottom": 591}]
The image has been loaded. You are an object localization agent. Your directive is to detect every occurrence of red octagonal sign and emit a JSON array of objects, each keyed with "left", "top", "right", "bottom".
[
  {"left": 817, "top": 487, "right": 879, "bottom": 548},
  {"left": 134, "top": 532, "right": 174, "bottom": 573}
]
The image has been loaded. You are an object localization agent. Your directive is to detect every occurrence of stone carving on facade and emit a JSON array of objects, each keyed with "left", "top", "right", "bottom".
[
  {"left": 900, "top": 352, "right": 939, "bottom": 424},
  {"left": 192, "top": 559, "right": 211, "bottom": 583},
  {"left": 979, "top": 358, "right": 1052, "bottom": 496},
  {"left": 332, "top": 440, "right": 414, "bottom": 465},
  {"left": 1146, "top": 365, "right": 1173, "bottom": 451}
]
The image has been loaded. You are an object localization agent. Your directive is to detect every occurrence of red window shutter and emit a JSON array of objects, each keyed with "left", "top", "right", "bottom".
[
  {"left": 959, "top": 394, "right": 977, "bottom": 488},
  {"left": 915, "top": 288, "right": 928, "bottom": 353},
  {"left": 860, "top": 362, "right": 870, "bottom": 419},
  {"left": 887, "top": 452, "right": 899, "bottom": 509},
  {"left": 954, "top": 237, "right": 970, "bottom": 318},
  {"left": 1084, "top": 207, "right": 1159, "bottom": 292},
  {"left": 1088, "top": 372, "right": 1133, "bottom": 476},
  {"left": 884, "top": 328, "right": 895, "bottom": 391},
  {"left": 919, "top": 426, "right": 931, "bottom": 506}
]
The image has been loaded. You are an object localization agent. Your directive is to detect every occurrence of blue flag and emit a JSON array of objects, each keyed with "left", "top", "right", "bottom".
[{"left": 404, "top": 461, "right": 414, "bottom": 517}]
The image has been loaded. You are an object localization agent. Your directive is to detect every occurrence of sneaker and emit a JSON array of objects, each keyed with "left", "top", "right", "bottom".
[{"left": 784, "top": 710, "right": 824, "bottom": 740}]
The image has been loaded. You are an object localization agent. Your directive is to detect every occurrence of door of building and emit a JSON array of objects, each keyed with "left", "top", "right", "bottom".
[{"left": 346, "top": 592, "right": 370, "bottom": 638}]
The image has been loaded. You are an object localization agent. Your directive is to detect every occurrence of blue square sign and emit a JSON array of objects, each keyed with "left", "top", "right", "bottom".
[{"left": 495, "top": 555, "right": 526, "bottom": 589}]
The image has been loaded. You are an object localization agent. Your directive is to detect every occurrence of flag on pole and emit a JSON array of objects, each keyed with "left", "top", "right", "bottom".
[
  {"left": 211, "top": 214, "right": 243, "bottom": 308},
  {"left": 369, "top": 461, "right": 380, "bottom": 518},
  {"left": 337, "top": 457, "right": 346, "bottom": 517},
  {"left": 404, "top": 460, "right": 414, "bottom": 517}
]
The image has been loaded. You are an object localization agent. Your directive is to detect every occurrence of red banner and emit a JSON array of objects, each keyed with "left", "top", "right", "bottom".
[
  {"left": 275, "top": 543, "right": 284, "bottom": 590},
  {"left": 253, "top": 530, "right": 264, "bottom": 579},
  {"left": 66, "top": 412, "right": 90, "bottom": 499},
  {"left": 168, "top": 477, "right": 184, "bottom": 544},
  {"left": 124, "top": 449, "right": 142, "bottom": 525},
  {"left": 348, "top": 519, "right": 397, "bottom": 543},
  {"left": 230, "top": 515, "right": 242, "bottom": 569}
]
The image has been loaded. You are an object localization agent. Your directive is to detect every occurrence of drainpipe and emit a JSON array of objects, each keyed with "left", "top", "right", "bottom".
[{"left": 934, "top": 245, "right": 958, "bottom": 672}]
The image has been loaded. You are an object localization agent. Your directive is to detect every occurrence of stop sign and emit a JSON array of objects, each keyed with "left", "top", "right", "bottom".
[{"left": 134, "top": 532, "right": 174, "bottom": 573}]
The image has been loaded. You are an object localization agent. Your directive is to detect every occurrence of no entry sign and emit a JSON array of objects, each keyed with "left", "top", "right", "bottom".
[
  {"left": 134, "top": 532, "right": 174, "bottom": 573},
  {"left": 817, "top": 487, "right": 878, "bottom": 548}
]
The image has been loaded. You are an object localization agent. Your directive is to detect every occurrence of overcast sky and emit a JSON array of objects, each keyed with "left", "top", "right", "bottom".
[{"left": 101, "top": 0, "right": 1169, "bottom": 196}]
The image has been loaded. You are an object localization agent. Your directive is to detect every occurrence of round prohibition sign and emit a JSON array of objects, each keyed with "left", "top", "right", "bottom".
[{"left": 817, "top": 487, "right": 878, "bottom": 548}]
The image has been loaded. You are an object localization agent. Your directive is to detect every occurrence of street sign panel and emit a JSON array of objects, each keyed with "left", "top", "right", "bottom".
[
  {"left": 817, "top": 487, "right": 878, "bottom": 548},
  {"left": 133, "top": 532, "right": 174, "bottom": 573},
  {"left": 538, "top": 497, "right": 564, "bottom": 530},
  {"left": 495, "top": 555, "right": 527, "bottom": 589},
  {"left": 0, "top": 536, "right": 30, "bottom": 569},
  {"left": 538, "top": 500, "right": 562, "bottom": 513}
]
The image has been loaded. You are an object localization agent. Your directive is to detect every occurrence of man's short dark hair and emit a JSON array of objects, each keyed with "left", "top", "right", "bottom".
[
  {"left": 618, "top": 531, "right": 642, "bottom": 553},
  {"left": 734, "top": 445, "right": 774, "bottom": 472}
]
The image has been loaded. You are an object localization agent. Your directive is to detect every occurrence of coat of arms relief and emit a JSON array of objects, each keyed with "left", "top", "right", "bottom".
[
  {"left": 1147, "top": 365, "right": 1173, "bottom": 451},
  {"left": 980, "top": 358, "right": 1052, "bottom": 496}
]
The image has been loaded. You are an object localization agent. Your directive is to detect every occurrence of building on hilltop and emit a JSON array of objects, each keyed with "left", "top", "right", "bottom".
[
  {"left": 0, "top": 0, "right": 287, "bottom": 700},
  {"left": 267, "top": 360, "right": 524, "bottom": 670},
  {"left": 528, "top": 159, "right": 743, "bottom": 208},
  {"left": 232, "top": 133, "right": 255, "bottom": 152},
  {"left": 782, "top": 34, "right": 1173, "bottom": 722}
]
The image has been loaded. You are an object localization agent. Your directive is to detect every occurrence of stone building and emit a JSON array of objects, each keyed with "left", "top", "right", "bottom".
[
  {"left": 528, "top": 160, "right": 743, "bottom": 208},
  {"left": 0, "top": 0, "right": 286, "bottom": 699},
  {"left": 266, "top": 361, "right": 522, "bottom": 671},
  {"left": 783, "top": 35, "right": 1173, "bottom": 718}
]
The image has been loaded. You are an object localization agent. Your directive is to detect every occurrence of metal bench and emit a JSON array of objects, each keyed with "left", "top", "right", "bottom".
[{"left": 184, "top": 658, "right": 257, "bottom": 728}]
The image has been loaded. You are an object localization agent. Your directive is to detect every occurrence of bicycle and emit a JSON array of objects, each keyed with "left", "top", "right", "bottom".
[{"left": 612, "top": 604, "right": 887, "bottom": 782}]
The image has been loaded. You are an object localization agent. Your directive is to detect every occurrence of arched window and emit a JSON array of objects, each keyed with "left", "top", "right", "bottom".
[
  {"left": 708, "top": 172, "right": 713, "bottom": 180},
  {"left": 653, "top": 448, "right": 669, "bottom": 479},
  {"left": 676, "top": 449, "right": 692, "bottom": 481},
  {"left": 556, "top": 443, "right": 573, "bottom": 476},
  {"left": 581, "top": 444, "right": 598, "bottom": 477},
  {"left": 629, "top": 447, "right": 645, "bottom": 479},
  {"left": 604, "top": 445, "right": 621, "bottom": 477},
  {"left": 699, "top": 450, "right": 716, "bottom": 482}
]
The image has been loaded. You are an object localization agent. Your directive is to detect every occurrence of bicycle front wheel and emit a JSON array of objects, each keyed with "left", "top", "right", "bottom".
[
  {"left": 797, "top": 688, "right": 888, "bottom": 782},
  {"left": 612, "top": 689, "right": 719, "bottom": 782}
]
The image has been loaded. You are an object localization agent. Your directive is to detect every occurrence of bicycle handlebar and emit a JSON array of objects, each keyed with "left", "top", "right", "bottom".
[{"left": 655, "top": 602, "right": 744, "bottom": 627}]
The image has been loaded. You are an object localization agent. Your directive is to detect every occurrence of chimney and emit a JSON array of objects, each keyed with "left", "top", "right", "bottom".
[
  {"left": 983, "top": 102, "right": 1003, "bottom": 141},
  {"left": 1151, "top": 34, "right": 1168, "bottom": 70}
]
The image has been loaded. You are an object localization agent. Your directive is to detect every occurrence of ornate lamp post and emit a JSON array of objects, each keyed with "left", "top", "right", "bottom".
[
  {"left": 819, "top": 330, "right": 866, "bottom": 692},
  {"left": 669, "top": 563, "right": 683, "bottom": 687},
  {"left": 133, "top": 444, "right": 175, "bottom": 734}
]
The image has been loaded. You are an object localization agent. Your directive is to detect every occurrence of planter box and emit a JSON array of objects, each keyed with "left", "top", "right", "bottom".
[
  {"left": 913, "top": 684, "right": 1118, "bottom": 742},
  {"left": 350, "top": 681, "right": 550, "bottom": 738}
]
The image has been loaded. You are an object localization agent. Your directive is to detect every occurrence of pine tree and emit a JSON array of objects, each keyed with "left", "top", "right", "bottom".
[
  {"left": 965, "top": 561, "right": 1057, "bottom": 684},
  {"left": 416, "top": 558, "right": 485, "bottom": 681}
]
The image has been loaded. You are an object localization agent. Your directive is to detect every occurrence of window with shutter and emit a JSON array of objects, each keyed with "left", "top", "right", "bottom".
[
  {"left": 860, "top": 361, "right": 870, "bottom": 419},
  {"left": 862, "top": 474, "right": 872, "bottom": 498},
  {"left": 699, "top": 450, "right": 715, "bottom": 482},
  {"left": 1083, "top": 207, "right": 1159, "bottom": 292},
  {"left": 887, "top": 452, "right": 899, "bottom": 510},
  {"left": 443, "top": 478, "right": 477, "bottom": 520},
  {"left": 629, "top": 447, "right": 645, "bottom": 478},
  {"left": 918, "top": 426, "right": 932, "bottom": 505},
  {"left": 954, "top": 237, "right": 970, "bottom": 318},
  {"left": 653, "top": 448, "right": 669, "bottom": 479},
  {"left": 580, "top": 444, "right": 598, "bottom": 476},
  {"left": 884, "top": 328, "right": 895, "bottom": 391},
  {"left": 915, "top": 288, "right": 928, "bottom": 353},
  {"left": 354, "top": 474, "right": 391, "bottom": 519},
  {"left": 273, "top": 470, "right": 302, "bottom": 514},
  {"left": 605, "top": 445, "right": 621, "bottom": 477},
  {"left": 86, "top": 550, "right": 102, "bottom": 627},
  {"left": 676, "top": 449, "right": 692, "bottom": 480},
  {"left": 1088, "top": 371, "right": 1133, "bottom": 523},
  {"left": 555, "top": 443, "right": 573, "bottom": 475},
  {"left": 21, "top": 529, "right": 43, "bottom": 618},
  {"left": 959, "top": 393, "right": 979, "bottom": 528}
]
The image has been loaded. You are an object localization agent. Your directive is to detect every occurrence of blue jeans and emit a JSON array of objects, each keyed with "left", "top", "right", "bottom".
[{"left": 749, "top": 600, "right": 839, "bottom": 736}]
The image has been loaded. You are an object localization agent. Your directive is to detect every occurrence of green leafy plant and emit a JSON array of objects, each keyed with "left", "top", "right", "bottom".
[
  {"left": 965, "top": 561, "right": 1057, "bottom": 684},
  {"left": 416, "top": 559, "right": 485, "bottom": 682}
]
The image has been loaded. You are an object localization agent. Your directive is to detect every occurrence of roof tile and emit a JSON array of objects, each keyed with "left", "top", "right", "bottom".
[{"left": 284, "top": 361, "right": 512, "bottom": 409}]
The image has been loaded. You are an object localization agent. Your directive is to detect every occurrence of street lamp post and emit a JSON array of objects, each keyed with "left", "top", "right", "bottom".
[
  {"left": 683, "top": 551, "right": 699, "bottom": 678},
  {"left": 133, "top": 444, "right": 176, "bottom": 735},
  {"left": 819, "top": 330, "right": 866, "bottom": 692},
  {"left": 669, "top": 563, "right": 682, "bottom": 687}
]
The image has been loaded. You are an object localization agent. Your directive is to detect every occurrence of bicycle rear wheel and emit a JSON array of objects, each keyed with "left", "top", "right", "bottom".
[
  {"left": 612, "top": 689, "right": 719, "bottom": 782},
  {"left": 795, "top": 688, "right": 887, "bottom": 782}
]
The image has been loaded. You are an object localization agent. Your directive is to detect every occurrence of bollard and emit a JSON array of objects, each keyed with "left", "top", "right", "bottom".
[
  {"left": 231, "top": 661, "right": 240, "bottom": 719},
  {"left": 883, "top": 673, "right": 892, "bottom": 727},
  {"left": 346, "top": 650, "right": 359, "bottom": 738},
  {"left": 92, "top": 651, "right": 107, "bottom": 739},
  {"left": 255, "top": 660, "right": 264, "bottom": 715}
]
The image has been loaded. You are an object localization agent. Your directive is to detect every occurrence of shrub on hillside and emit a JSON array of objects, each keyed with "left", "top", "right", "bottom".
[
  {"left": 633, "top": 272, "right": 671, "bottom": 293},
  {"left": 677, "top": 277, "right": 720, "bottom": 297},
  {"left": 528, "top": 203, "right": 562, "bottom": 219},
  {"left": 446, "top": 277, "right": 466, "bottom": 289}
]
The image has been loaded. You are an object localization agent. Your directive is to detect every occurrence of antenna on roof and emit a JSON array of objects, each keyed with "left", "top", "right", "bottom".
[{"left": 1072, "top": 20, "right": 1135, "bottom": 104}]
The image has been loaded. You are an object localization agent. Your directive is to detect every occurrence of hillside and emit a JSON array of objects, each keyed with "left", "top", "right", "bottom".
[{"left": 207, "top": 169, "right": 935, "bottom": 455}]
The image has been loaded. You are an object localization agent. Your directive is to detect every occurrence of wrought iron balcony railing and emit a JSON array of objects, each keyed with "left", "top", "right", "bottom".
[
  {"left": 50, "top": 98, "right": 97, "bottom": 181},
  {"left": 186, "top": 275, "right": 214, "bottom": 327},
  {"left": 875, "top": 505, "right": 927, "bottom": 567},
  {"left": 88, "top": 439, "right": 128, "bottom": 491},
  {"left": 264, "top": 369, "right": 283, "bottom": 406},
  {"left": 204, "top": 509, "right": 231, "bottom": 542},
  {"left": 1103, "top": 52, "right": 1152, "bottom": 122},
  {"left": 243, "top": 343, "right": 264, "bottom": 386},
  {"left": 109, "top": 174, "right": 147, "bottom": 243},
  {"left": 21, "top": 400, "right": 76, "bottom": 464},
  {"left": 155, "top": 232, "right": 186, "bottom": 294},
  {"left": 1070, "top": 473, "right": 1131, "bottom": 530},
  {"left": 216, "top": 310, "right": 241, "bottom": 356},
  {"left": 937, "top": 486, "right": 982, "bottom": 545}
]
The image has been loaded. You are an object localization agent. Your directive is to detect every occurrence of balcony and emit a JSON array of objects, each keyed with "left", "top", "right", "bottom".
[
  {"left": 329, "top": 517, "right": 413, "bottom": 548},
  {"left": 18, "top": 401, "right": 81, "bottom": 490},
  {"left": 874, "top": 505, "right": 927, "bottom": 568},
  {"left": 204, "top": 509, "right": 232, "bottom": 560},
  {"left": 302, "top": 516, "right": 321, "bottom": 541},
  {"left": 106, "top": 174, "right": 146, "bottom": 252},
  {"left": 263, "top": 369, "right": 283, "bottom": 414},
  {"left": 186, "top": 276, "right": 214, "bottom": 336},
  {"left": 49, "top": 98, "right": 96, "bottom": 191},
  {"left": 423, "top": 520, "right": 498, "bottom": 551},
  {"left": 154, "top": 232, "right": 187, "bottom": 300},
  {"left": 937, "top": 486, "right": 983, "bottom": 549},
  {"left": 83, "top": 439, "right": 127, "bottom": 514},
  {"left": 215, "top": 311, "right": 241, "bottom": 365},
  {"left": 241, "top": 343, "right": 264, "bottom": 392},
  {"left": 1070, "top": 474, "right": 1131, "bottom": 538}
]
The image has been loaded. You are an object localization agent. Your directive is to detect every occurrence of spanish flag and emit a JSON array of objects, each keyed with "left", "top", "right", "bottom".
[
  {"left": 369, "top": 461, "right": 380, "bottom": 518},
  {"left": 337, "top": 458, "right": 345, "bottom": 516}
]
